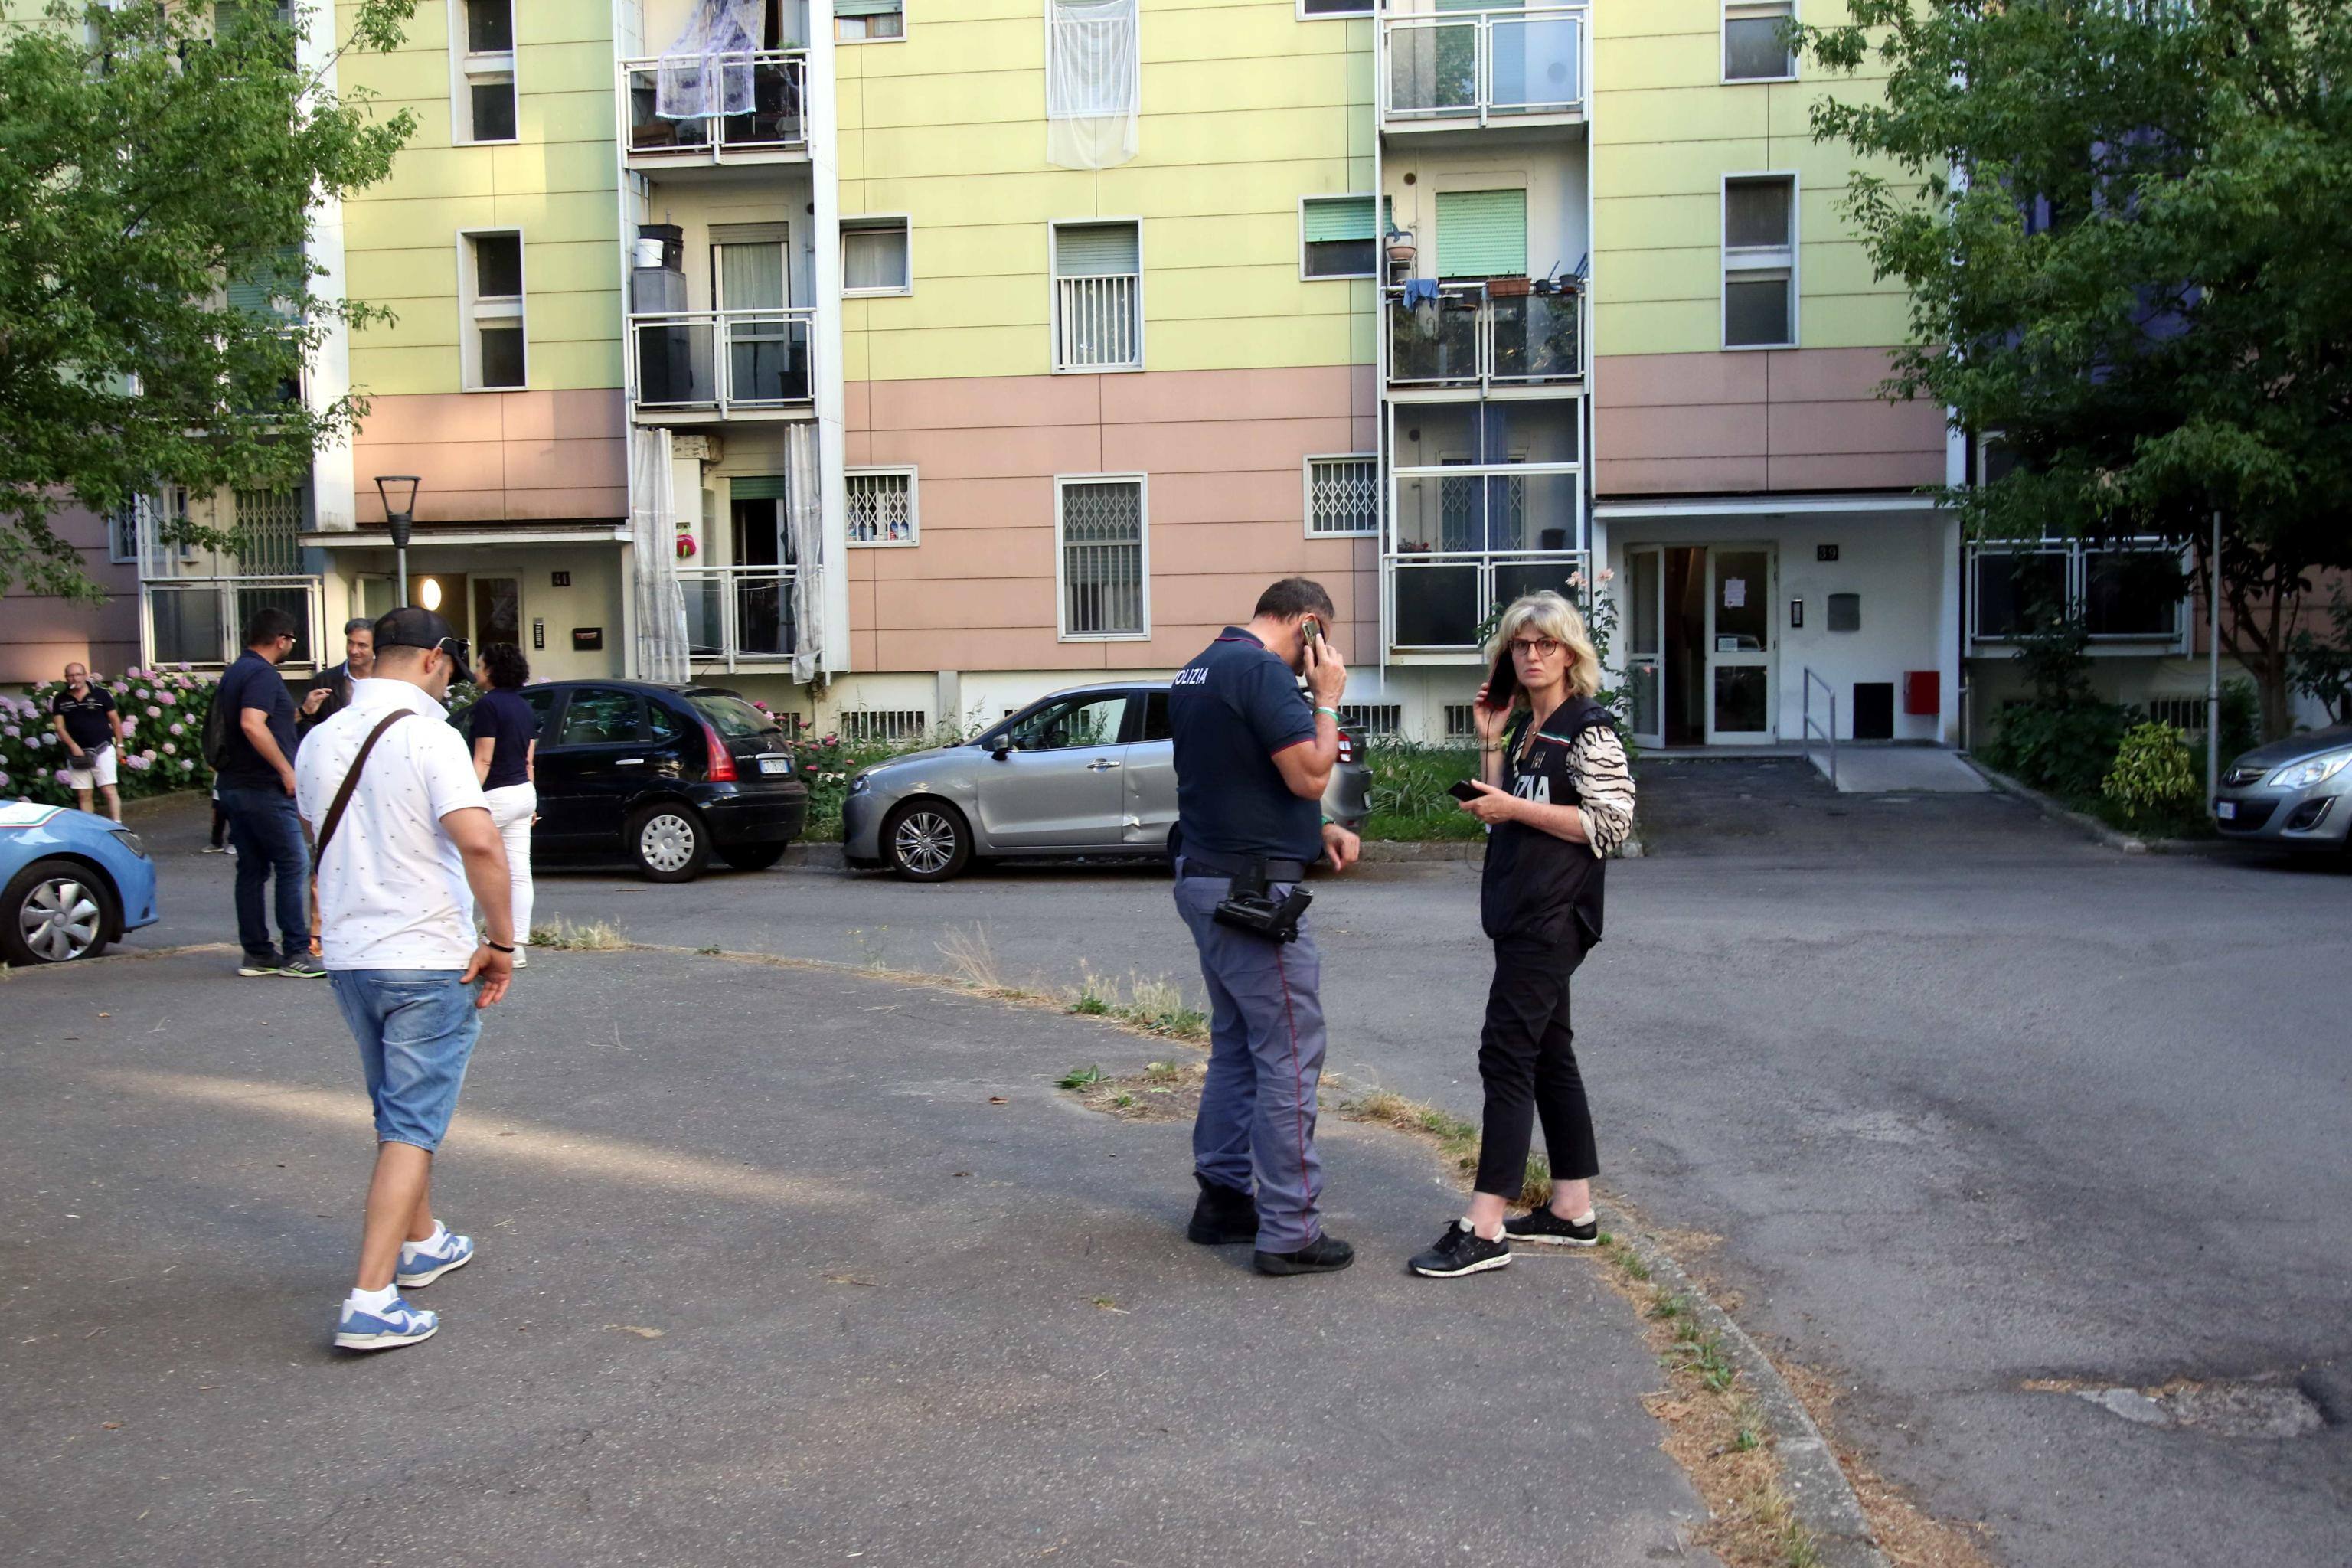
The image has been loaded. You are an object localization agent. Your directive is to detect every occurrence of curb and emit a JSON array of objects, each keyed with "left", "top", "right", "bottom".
[
  {"left": 1598, "top": 1200, "right": 1893, "bottom": 1568},
  {"left": 779, "top": 837, "right": 1646, "bottom": 869},
  {"left": 1961, "top": 756, "right": 2213, "bottom": 856}
]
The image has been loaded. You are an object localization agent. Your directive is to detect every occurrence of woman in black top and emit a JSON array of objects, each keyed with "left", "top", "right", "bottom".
[
  {"left": 1410, "top": 590, "right": 1636, "bottom": 1279},
  {"left": 468, "top": 643, "right": 540, "bottom": 965}
]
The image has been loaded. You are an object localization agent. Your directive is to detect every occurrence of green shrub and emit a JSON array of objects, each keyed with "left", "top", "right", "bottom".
[
  {"left": 1361, "top": 740, "right": 1486, "bottom": 841},
  {"left": 1984, "top": 699, "right": 2133, "bottom": 799},
  {"left": 2102, "top": 721, "right": 2200, "bottom": 820}
]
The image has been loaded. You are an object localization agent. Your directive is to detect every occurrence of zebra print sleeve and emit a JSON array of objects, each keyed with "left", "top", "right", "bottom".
[{"left": 1570, "top": 726, "right": 1636, "bottom": 859}]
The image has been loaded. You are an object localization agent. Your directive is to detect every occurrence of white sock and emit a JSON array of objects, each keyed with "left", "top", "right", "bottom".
[
  {"left": 401, "top": 1221, "right": 447, "bottom": 1258},
  {"left": 1560, "top": 1208, "right": 1596, "bottom": 1225},
  {"left": 1468, "top": 1216, "right": 1503, "bottom": 1241},
  {"left": 348, "top": 1282, "right": 398, "bottom": 1314}
]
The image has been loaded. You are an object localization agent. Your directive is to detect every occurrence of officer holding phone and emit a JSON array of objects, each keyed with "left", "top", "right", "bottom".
[{"left": 1167, "top": 577, "right": 1361, "bottom": 1276}]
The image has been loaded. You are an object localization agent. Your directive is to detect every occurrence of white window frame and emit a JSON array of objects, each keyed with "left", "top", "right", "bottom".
[
  {"left": 1303, "top": 453, "right": 1380, "bottom": 538},
  {"left": 1722, "top": 0, "right": 1798, "bottom": 84},
  {"left": 835, "top": 1, "right": 907, "bottom": 44},
  {"left": 1054, "top": 472, "right": 1150, "bottom": 642},
  {"left": 1048, "top": 218, "right": 1145, "bottom": 375},
  {"left": 457, "top": 227, "right": 528, "bottom": 392},
  {"left": 1298, "top": 194, "right": 1380, "bottom": 282},
  {"left": 840, "top": 214, "right": 913, "bottom": 297},
  {"left": 447, "top": 0, "right": 518, "bottom": 147},
  {"left": 1721, "top": 171, "right": 1798, "bottom": 351},
  {"left": 844, "top": 466, "right": 920, "bottom": 547},
  {"left": 1966, "top": 538, "right": 2190, "bottom": 651}
]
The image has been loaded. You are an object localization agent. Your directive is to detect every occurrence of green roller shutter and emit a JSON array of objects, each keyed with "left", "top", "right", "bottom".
[
  {"left": 227, "top": 244, "right": 302, "bottom": 318},
  {"left": 835, "top": 0, "right": 899, "bottom": 13},
  {"left": 1303, "top": 196, "right": 1375, "bottom": 244},
  {"left": 730, "top": 475, "right": 791, "bottom": 502},
  {"left": 1055, "top": 223, "right": 1141, "bottom": 278},
  {"left": 1436, "top": 190, "right": 1527, "bottom": 279}
]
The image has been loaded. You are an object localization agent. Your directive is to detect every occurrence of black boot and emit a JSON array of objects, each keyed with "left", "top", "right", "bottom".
[{"left": 1187, "top": 1174, "right": 1259, "bottom": 1245}]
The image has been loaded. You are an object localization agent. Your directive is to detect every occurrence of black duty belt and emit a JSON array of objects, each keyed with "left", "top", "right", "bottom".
[{"left": 1175, "top": 847, "right": 1310, "bottom": 884}]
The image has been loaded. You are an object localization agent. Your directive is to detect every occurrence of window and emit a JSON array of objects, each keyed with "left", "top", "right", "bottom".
[
  {"left": 1000, "top": 693, "right": 1129, "bottom": 752},
  {"left": 1142, "top": 691, "right": 1171, "bottom": 741},
  {"left": 842, "top": 217, "right": 911, "bottom": 295},
  {"left": 1305, "top": 456, "right": 1378, "bottom": 537},
  {"left": 1445, "top": 704, "right": 1479, "bottom": 742},
  {"left": 1338, "top": 704, "right": 1401, "bottom": 738},
  {"left": 555, "top": 688, "right": 643, "bottom": 746},
  {"left": 1057, "top": 475, "right": 1146, "bottom": 639},
  {"left": 839, "top": 710, "right": 929, "bottom": 743},
  {"left": 1052, "top": 221, "right": 1142, "bottom": 371},
  {"left": 1046, "top": 0, "right": 1138, "bottom": 122},
  {"left": 1723, "top": 2, "right": 1795, "bottom": 81},
  {"left": 107, "top": 501, "right": 141, "bottom": 566},
  {"left": 461, "top": 230, "right": 526, "bottom": 390},
  {"left": 1301, "top": 195, "right": 1377, "bottom": 279},
  {"left": 1301, "top": 0, "right": 1372, "bottom": 13},
  {"left": 1723, "top": 175, "right": 1795, "bottom": 348},
  {"left": 845, "top": 469, "right": 917, "bottom": 547},
  {"left": 835, "top": 0, "right": 903, "bottom": 41},
  {"left": 450, "top": 0, "right": 515, "bottom": 144},
  {"left": 1436, "top": 189, "right": 1528, "bottom": 279},
  {"left": 1970, "top": 542, "right": 2185, "bottom": 642}
]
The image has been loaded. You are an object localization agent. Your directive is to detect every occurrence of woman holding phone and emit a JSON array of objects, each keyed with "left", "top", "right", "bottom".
[{"left": 1410, "top": 590, "right": 1635, "bottom": 1279}]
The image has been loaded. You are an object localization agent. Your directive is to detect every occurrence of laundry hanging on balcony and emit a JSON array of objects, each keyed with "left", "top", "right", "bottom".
[
  {"left": 631, "top": 428, "right": 694, "bottom": 684},
  {"left": 1045, "top": 0, "right": 1138, "bottom": 170},
  {"left": 785, "top": 423, "right": 824, "bottom": 683},
  {"left": 655, "top": 0, "right": 765, "bottom": 122}
]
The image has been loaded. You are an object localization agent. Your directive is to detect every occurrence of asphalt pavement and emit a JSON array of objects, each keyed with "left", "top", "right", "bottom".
[{"left": 97, "top": 773, "right": 2352, "bottom": 1566}]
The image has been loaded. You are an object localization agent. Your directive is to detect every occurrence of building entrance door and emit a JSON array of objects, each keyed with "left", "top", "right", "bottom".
[
  {"left": 1704, "top": 546, "right": 1775, "bottom": 743},
  {"left": 1623, "top": 544, "right": 1776, "bottom": 747}
]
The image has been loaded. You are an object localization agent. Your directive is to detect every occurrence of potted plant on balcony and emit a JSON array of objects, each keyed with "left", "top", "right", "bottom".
[
  {"left": 1488, "top": 274, "right": 1532, "bottom": 298},
  {"left": 1386, "top": 227, "right": 1417, "bottom": 266}
]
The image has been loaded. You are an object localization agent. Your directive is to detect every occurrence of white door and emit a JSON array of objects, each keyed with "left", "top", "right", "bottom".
[
  {"left": 1626, "top": 546, "right": 1664, "bottom": 750},
  {"left": 1704, "top": 545, "right": 1775, "bottom": 744}
]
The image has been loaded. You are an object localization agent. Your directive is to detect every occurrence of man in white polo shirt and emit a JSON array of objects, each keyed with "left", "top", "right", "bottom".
[{"left": 294, "top": 606, "right": 518, "bottom": 1353}]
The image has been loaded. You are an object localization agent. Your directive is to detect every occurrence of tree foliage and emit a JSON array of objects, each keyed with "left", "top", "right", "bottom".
[
  {"left": 1801, "top": 0, "right": 2352, "bottom": 737},
  {"left": 0, "top": 0, "right": 415, "bottom": 601}
]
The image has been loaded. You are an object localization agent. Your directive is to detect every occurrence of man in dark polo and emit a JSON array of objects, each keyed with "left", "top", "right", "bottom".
[{"left": 1167, "top": 577, "right": 1362, "bottom": 1276}]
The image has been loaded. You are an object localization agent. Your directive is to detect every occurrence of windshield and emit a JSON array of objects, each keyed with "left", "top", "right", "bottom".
[{"left": 688, "top": 694, "right": 782, "bottom": 740}]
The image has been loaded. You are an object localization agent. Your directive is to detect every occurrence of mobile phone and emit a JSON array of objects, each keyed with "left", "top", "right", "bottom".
[
  {"left": 1446, "top": 779, "right": 1483, "bottom": 803},
  {"left": 1302, "top": 614, "right": 1325, "bottom": 648},
  {"left": 1483, "top": 645, "right": 1521, "bottom": 709}
]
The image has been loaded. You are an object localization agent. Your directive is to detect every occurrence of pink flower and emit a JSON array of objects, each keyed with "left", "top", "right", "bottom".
[
  {"left": 1566, "top": 570, "right": 1586, "bottom": 589},
  {"left": 1596, "top": 567, "right": 1616, "bottom": 584},
  {"left": 177, "top": 662, "right": 192, "bottom": 671},
  {"left": 162, "top": 742, "right": 176, "bottom": 756},
  {"left": 158, "top": 691, "right": 177, "bottom": 706},
  {"left": 169, "top": 722, "right": 185, "bottom": 737}
]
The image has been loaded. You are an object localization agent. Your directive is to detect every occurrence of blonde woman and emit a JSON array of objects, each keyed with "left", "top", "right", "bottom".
[{"left": 1410, "top": 590, "right": 1636, "bottom": 1279}]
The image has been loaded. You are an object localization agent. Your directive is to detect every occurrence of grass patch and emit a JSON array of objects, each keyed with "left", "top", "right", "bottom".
[
  {"left": 1055, "top": 1064, "right": 1105, "bottom": 1090},
  {"left": 528, "top": 917, "right": 626, "bottom": 952},
  {"left": 1359, "top": 741, "right": 1489, "bottom": 842},
  {"left": 1064, "top": 966, "right": 1210, "bottom": 1042},
  {"left": 1340, "top": 1087, "right": 1550, "bottom": 1209},
  {"left": 1057, "top": 1059, "right": 1209, "bottom": 1122}
]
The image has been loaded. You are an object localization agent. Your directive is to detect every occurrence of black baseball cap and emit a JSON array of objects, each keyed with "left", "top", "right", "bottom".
[{"left": 373, "top": 606, "right": 468, "bottom": 666}]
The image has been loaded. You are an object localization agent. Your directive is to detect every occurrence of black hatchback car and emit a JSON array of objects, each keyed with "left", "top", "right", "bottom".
[{"left": 456, "top": 681, "right": 808, "bottom": 882}]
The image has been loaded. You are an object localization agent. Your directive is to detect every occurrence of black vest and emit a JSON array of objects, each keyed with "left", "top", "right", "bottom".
[{"left": 1478, "top": 696, "right": 1612, "bottom": 960}]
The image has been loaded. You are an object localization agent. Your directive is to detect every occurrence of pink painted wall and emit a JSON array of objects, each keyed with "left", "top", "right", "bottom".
[
  {"left": 352, "top": 390, "right": 628, "bottom": 526},
  {"left": 1, "top": 506, "right": 139, "bottom": 686},
  {"left": 1594, "top": 348, "right": 1945, "bottom": 496},
  {"left": 844, "top": 367, "right": 1381, "bottom": 675}
]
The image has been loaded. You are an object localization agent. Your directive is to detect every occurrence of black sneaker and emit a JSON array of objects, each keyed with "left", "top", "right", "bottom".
[
  {"left": 1187, "top": 1174, "right": 1259, "bottom": 1246},
  {"left": 1503, "top": 1207, "right": 1599, "bottom": 1247},
  {"left": 1253, "top": 1233, "right": 1355, "bottom": 1276},
  {"left": 1410, "top": 1220, "right": 1513, "bottom": 1279},
  {"left": 276, "top": 954, "right": 327, "bottom": 979}
]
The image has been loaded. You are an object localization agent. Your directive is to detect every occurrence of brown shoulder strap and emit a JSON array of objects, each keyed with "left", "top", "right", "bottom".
[{"left": 313, "top": 709, "right": 414, "bottom": 858}]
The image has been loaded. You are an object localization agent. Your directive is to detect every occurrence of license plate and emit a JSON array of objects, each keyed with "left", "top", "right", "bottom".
[
  {"left": 2216, "top": 801, "right": 2236, "bottom": 820},
  {"left": 759, "top": 757, "right": 791, "bottom": 776}
]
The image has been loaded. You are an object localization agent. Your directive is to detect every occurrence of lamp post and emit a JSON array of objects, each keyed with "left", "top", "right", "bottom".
[{"left": 374, "top": 475, "right": 421, "bottom": 609}]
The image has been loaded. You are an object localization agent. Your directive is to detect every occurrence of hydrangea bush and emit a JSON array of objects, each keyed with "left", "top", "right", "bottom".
[{"left": 0, "top": 665, "right": 217, "bottom": 805}]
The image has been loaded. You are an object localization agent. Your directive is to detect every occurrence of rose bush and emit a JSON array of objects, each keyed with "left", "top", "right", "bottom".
[{"left": 1, "top": 665, "right": 217, "bottom": 805}]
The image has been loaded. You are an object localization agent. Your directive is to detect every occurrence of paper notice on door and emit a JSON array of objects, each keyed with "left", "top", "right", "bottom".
[{"left": 1723, "top": 577, "right": 1748, "bottom": 609}]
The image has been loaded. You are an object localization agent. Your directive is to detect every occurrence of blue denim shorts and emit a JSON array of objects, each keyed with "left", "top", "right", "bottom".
[{"left": 329, "top": 970, "right": 482, "bottom": 1152}]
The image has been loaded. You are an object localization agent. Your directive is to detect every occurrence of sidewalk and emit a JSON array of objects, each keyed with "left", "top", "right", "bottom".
[{"left": 0, "top": 946, "right": 1718, "bottom": 1567}]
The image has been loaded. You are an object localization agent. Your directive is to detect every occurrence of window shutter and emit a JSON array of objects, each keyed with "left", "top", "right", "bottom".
[
  {"left": 1055, "top": 223, "right": 1140, "bottom": 278},
  {"left": 227, "top": 244, "right": 302, "bottom": 317},
  {"left": 835, "top": 0, "right": 899, "bottom": 14},
  {"left": 1436, "top": 191, "right": 1527, "bottom": 278},
  {"left": 1303, "top": 197, "right": 1376, "bottom": 245},
  {"left": 730, "top": 475, "right": 791, "bottom": 502}
]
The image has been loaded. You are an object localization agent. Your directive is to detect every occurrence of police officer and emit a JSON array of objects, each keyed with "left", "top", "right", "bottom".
[{"left": 1168, "top": 577, "right": 1362, "bottom": 1276}]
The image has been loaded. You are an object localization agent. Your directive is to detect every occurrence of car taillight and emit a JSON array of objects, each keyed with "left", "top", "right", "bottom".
[
  {"left": 701, "top": 720, "right": 737, "bottom": 782},
  {"left": 1336, "top": 732, "right": 1355, "bottom": 763}
]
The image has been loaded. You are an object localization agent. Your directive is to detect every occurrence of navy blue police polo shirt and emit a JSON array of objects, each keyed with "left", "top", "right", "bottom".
[{"left": 1168, "top": 627, "right": 1321, "bottom": 865}]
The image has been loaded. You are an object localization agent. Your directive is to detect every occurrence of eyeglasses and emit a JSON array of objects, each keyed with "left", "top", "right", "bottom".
[
  {"left": 436, "top": 635, "right": 472, "bottom": 672},
  {"left": 1507, "top": 636, "right": 1564, "bottom": 658}
]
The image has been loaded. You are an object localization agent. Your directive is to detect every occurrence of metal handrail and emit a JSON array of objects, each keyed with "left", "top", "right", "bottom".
[
  {"left": 1803, "top": 667, "right": 1838, "bottom": 789},
  {"left": 628, "top": 307, "right": 815, "bottom": 415},
  {"left": 1385, "top": 283, "right": 1584, "bottom": 387},
  {"left": 619, "top": 50, "right": 809, "bottom": 158},
  {"left": 678, "top": 564, "right": 799, "bottom": 671},
  {"left": 1381, "top": 2, "right": 1587, "bottom": 124}
]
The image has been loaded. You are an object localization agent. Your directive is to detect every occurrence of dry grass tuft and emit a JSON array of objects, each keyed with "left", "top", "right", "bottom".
[
  {"left": 1780, "top": 1364, "right": 1998, "bottom": 1568},
  {"left": 1063, "top": 965, "right": 1210, "bottom": 1042},
  {"left": 1057, "top": 1059, "right": 1209, "bottom": 1122},
  {"left": 528, "top": 917, "right": 626, "bottom": 952},
  {"left": 1338, "top": 1087, "right": 1550, "bottom": 1209}
]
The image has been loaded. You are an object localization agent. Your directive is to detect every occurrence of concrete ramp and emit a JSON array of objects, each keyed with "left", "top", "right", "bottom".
[{"left": 1810, "top": 743, "right": 1991, "bottom": 794}]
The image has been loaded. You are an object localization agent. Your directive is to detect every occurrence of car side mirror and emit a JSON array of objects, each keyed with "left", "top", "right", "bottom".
[{"left": 989, "top": 738, "right": 1013, "bottom": 760}]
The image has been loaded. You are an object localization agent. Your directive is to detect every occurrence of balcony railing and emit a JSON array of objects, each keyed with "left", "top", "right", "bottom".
[
  {"left": 1387, "top": 460, "right": 1585, "bottom": 652},
  {"left": 681, "top": 566, "right": 799, "bottom": 669},
  {"left": 1387, "top": 283, "right": 1584, "bottom": 387},
  {"left": 1054, "top": 273, "right": 1142, "bottom": 371},
  {"left": 621, "top": 51, "right": 808, "bottom": 161},
  {"left": 629, "top": 309, "right": 815, "bottom": 416},
  {"left": 142, "top": 576, "right": 325, "bottom": 670},
  {"left": 1383, "top": 2, "right": 1586, "bottom": 125},
  {"left": 1387, "top": 551, "right": 1592, "bottom": 653}
]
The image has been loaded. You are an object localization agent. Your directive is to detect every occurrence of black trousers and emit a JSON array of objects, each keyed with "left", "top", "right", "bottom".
[{"left": 1473, "top": 942, "right": 1598, "bottom": 1199}]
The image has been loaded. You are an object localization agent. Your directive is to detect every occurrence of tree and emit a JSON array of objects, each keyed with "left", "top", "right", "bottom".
[
  {"left": 0, "top": 0, "right": 416, "bottom": 603},
  {"left": 1800, "top": 0, "right": 2352, "bottom": 739}
]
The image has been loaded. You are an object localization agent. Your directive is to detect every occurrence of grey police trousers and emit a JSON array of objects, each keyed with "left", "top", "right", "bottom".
[{"left": 1172, "top": 870, "right": 1328, "bottom": 1253}]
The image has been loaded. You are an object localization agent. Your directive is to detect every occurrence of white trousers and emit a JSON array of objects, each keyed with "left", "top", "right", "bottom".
[{"left": 484, "top": 782, "right": 537, "bottom": 946}]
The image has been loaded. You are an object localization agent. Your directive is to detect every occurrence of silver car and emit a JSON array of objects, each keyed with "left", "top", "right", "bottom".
[
  {"left": 841, "top": 681, "right": 1375, "bottom": 880},
  {"left": 2214, "top": 724, "right": 2352, "bottom": 851}
]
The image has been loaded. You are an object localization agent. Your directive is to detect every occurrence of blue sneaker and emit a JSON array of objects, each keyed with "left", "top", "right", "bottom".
[
  {"left": 394, "top": 1229, "right": 475, "bottom": 1289},
  {"left": 334, "top": 1295, "right": 438, "bottom": 1351}
]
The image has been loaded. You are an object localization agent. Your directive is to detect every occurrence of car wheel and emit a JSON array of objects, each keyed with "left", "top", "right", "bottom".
[
  {"left": 626, "top": 803, "right": 710, "bottom": 884},
  {"left": 2, "top": 858, "right": 115, "bottom": 966},
  {"left": 884, "top": 800, "right": 971, "bottom": 881},
  {"left": 717, "top": 841, "right": 790, "bottom": 872}
]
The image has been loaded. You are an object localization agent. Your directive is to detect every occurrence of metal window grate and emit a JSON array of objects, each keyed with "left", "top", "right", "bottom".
[
  {"left": 2145, "top": 697, "right": 2208, "bottom": 734},
  {"left": 1061, "top": 480, "right": 1144, "bottom": 635},
  {"left": 845, "top": 470, "right": 915, "bottom": 545},
  {"left": 1054, "top": 273, "right": 1140, "bottom": 370},
  {"left": 1308, "top": 456, "right": 1378, "bottom": 535},
  {"left": 230, "top": 486, "right": 305, "bottom": 575},
  {"left": 1444, "top": 703, "right": 1478, "bottom": 741},
  {"left": 1339, "top": 704, "right": 1401, "bottom": 737},
  {"left": 838, "top": 709, "right": 929, "bottom": 743}
]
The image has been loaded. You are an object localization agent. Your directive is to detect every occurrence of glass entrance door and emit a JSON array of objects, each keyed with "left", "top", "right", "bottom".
[
  {"left": 1627, "top": 546, "right": 1664, "bottom": 750},
  {"left": 1704, "top": 546, "right": 1775, "bottom": 743}
]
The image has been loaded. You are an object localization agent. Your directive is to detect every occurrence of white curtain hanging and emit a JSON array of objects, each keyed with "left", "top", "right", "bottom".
[
  {"left": 1046, "top": 0, "right": 1139, "bottom": 171},
  {"left": 631, "top": 427, "right": 694, "bottom": 684},
  {"left": 786, "top": 423, "right": 824, "bottom": 683},
  {"left": 655, "top": 0, "right": 765, "bottom": 121}
]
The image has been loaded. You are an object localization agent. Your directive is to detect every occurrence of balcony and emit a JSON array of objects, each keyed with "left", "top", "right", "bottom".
[
  {"left": 629, "top": 309, "right": 814, "bottom": 420},
  {"left": 1387, "top": 283, "right": 1583, "bottom": 387},
  {"left": 620, "top": 51, "right": 808, "bottom": 168},
  {"left": 681, "top": 566, "right": 799, "bottom": 669},
  {"left": 1387, "top": 463, "right": 1585, "bottom": 654},
  {"left": 1382, "top": 2, "right": 1586, "bottom": 128}
]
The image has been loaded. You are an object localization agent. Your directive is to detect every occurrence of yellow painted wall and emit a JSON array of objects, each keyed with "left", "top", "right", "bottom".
[
  {"left": 1592, "top": 0, "right": 1916, "bottom": 357},
  {"left": 335, "top": 0, "right": 622, "bottom": 397},
  {"left": 838, "top": 0, "right": 1377, "bottom": 382}
]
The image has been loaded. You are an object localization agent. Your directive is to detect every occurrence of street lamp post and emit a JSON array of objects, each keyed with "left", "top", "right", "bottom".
[{"left": 374, "top": 475, "right": 421, "bottom": 609}]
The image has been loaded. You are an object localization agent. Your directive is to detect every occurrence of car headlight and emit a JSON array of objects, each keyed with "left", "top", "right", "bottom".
[
  {"left": 2269, "top": 750, "right": 2352, "bottom": 791},
  {"left": 109, "top": 828, "right": 149, "bottom": 861}
]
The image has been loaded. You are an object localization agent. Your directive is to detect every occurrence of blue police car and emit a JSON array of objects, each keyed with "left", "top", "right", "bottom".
[{"left": 0, "top": 800, "right": 160, "bottom": 965}]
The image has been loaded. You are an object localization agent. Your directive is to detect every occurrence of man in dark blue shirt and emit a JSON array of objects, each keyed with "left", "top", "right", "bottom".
[
  {"left": 1167, "top": 577, "right": 1361, "bottom": 1277},
  {"left": 214, "top": 606, "right": 319, "bottom": 978}
]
